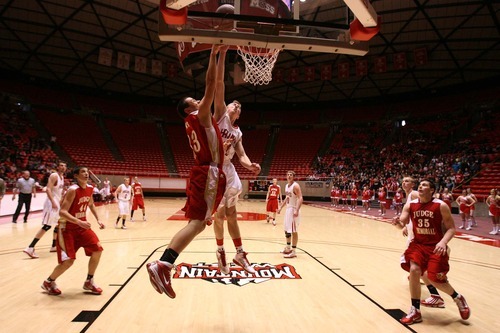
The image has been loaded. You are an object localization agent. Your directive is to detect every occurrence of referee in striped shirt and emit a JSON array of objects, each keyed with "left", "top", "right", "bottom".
[{"left": 12, "top": 170, "right": 36, "bottom": 223}]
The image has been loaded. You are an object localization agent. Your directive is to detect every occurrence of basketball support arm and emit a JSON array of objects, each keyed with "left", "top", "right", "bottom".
[
  {"left": 343, "top": 0, "right": 378, "bottom": 27},
  {"left": 163, "top": 0, "right": 197, "bottom": 11}
]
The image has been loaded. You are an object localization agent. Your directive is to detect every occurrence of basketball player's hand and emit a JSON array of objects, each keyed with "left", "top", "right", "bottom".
[
  {"left": 434, "top": 243, "right": 447, "bottom": 256},
  {"left": 391, "top": 216, "right": 398, "bottom": 225},
  {"left": 402, "top": 225, "right": 408, "bottom": 236},
  {"left": 220, "top": 44, "right": 230, "bottom": 53},
  {"left": 98, "top": 221, "right": 105, "bottom": 229},
  {"left": 249, "top": 163, "right": 261, "bottom": 176},
  {"left": 212, "top": 44, "right": 222, "bottom": 54},
  {"left": 391, "top": 216, "right": 403, "bottom": 229},
  {"left": 77, "top": 219, "right": 91, "bottom": 229}
]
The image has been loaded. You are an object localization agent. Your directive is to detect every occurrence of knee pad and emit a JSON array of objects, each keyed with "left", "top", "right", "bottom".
[
  {"left": 285, "top": 232, "right": 292, "bottom": 238},
  {"left": 53, "top": 226, "right": 59, "bottom": 233},
  {"left": 42, "top": 224, "right": 52, "bottom": 231}
]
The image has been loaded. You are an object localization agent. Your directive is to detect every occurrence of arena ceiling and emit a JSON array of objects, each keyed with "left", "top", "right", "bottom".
[{"left": 0, "top": 0, "right": 499, "bottom": 105}]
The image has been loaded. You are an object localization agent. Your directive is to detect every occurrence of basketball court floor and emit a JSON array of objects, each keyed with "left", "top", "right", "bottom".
[{"left": 1, "top": 198, "right": 498, "bottom": 333}]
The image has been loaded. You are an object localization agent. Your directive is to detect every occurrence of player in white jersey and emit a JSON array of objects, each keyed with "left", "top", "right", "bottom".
[
  {"left": 23, "top": 161, "right": 67, "bottom": 259},
  {"left": 212, "top": 46, "right": 261, "bottom": 274},
  {"left": 277, "top": 171, "right": 303, "bottom": 258},
  {"left": 101, "top": 177, "right": 111, "bottom": 203},
  {"left": 114, "top": 177, "right": 133, "bottom": 229}
]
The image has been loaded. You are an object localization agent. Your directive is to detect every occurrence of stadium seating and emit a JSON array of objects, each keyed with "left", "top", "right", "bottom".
[{"left": 104, "top": 119, "right": 168, "bottom": 175}]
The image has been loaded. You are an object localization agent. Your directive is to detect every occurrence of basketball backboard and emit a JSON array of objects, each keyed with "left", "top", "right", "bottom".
[{"left": 157, "top": 0, "right": 379, "bottom": 57}]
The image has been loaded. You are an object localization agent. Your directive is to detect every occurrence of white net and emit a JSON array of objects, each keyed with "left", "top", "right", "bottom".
[{"left": 236, "top": 46, "right": 281, "bottom": 85}]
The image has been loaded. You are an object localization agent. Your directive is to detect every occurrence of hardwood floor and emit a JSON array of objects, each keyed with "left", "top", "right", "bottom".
[{"left": 0, "top": 198, "right": 498, "bottom": 333}]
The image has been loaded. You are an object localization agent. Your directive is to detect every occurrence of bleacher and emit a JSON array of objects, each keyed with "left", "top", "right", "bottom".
[
  {"left": 268, "top": 127, "right": 329, "bottom": 178},
  {"left": 105, "top": 119, "right": 168, "bottom": 175},
  {"left": 467, "top": 162, "right": 500, "bottom": 200},
  {"left": 75, "top": 95, "right": 139, "bottom": 118},
  {"left": 165, "top": 124, "right": 193, "bottom": 177},
  {"left": 32, "top": 109, "right": 116, "bottom": 173}
]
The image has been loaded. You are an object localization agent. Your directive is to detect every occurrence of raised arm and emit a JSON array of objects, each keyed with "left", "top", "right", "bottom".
[
  {"left": 214, "top": 46, "right": 229, "bottom": 122},
  {"left": 197, "top": 45, "right": 221, "bottom": 127}
]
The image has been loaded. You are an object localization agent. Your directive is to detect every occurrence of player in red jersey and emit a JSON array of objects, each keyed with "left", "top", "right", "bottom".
[
  {"left": 41, "top": 166, "right": 105, "bottom": 296},
  {"left": 349, "top": 185, "right": 358, "bottom": 211},
  {"left": 130, "top": 176, "right": 146, "bottom": 221},
  {"left": 266, "top": 178, "right": 282, "bottom": 226},
  {"left": 393, "top": 179, "right": 470, "bottom": 325},
  {"left": 400, "top": 176, "right": 444, "bottom": 309},
  {"left": 146, "top": 45, "right": 227, "bottom": 299},
  {"left": 361, "top": 186, "right": 371, "bottom": 212}
]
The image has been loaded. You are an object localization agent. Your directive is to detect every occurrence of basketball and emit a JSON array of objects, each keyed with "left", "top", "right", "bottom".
[{"left": 216, "top": 4, "right": 235, "bottom": 14}]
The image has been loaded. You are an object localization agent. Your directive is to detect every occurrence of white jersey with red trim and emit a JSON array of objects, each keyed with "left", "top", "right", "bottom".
[{"left": 217, "top": 112, "right": 242, "bottom": 164}]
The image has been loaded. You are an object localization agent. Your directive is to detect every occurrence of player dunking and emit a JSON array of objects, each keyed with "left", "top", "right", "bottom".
[
  {"left": 24, "top": 161, "right": 67, "bottom": 258},
  {"left": 146, "top": 45, "right": 227, "bottom": 298},
  {"left": 266, "top": 178, "right": 282, "bottom": 226}
]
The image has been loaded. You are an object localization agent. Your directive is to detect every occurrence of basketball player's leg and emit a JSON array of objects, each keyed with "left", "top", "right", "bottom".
[
  {"left": 42, "top": 230, "right": 76, "bottom": 295},
  {"left": 420, "top": 271, "right": 445, "bottom": 308},
  {"left": 24, "top": 201, "right": 56, "bottom": 257},
  {"left": 225, "top": 197, "right": 255, "bottom": 273},
  {"left": 226, "top": 205, "right": 241, "bottom": 240},
  {"left": 214, "top": 206, "right": 226, "bottom": 241},
  {"left": 425, "top": 256, "right": 470, "bottom": 320},
  {"left": 147, "top": 219, "right": 206, "bottom": 298}
]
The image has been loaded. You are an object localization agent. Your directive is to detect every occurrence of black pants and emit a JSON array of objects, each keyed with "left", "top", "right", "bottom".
[{"left": 13, "top": 193, "right": 32, "bottom": 222}]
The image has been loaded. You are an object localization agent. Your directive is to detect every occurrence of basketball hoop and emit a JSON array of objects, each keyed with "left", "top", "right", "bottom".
[{"left": 236, "top": 45, "right": 280, "bottom": 85}]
